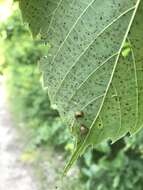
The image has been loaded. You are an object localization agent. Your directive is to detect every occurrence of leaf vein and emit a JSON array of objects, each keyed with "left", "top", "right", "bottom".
[{"left": 53, "top": 6, "right": 136, "bottom": 100}]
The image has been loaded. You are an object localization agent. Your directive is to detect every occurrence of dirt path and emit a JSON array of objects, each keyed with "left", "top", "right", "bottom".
[{"left": 0, "top": 76, "right": 38, "bottom": 190}]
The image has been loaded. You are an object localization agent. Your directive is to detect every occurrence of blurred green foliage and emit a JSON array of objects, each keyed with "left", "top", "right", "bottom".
[
  {"left": 1, "top": 8, "right": 143, "bottom": 190},
  {"left": 0, "top": 10, "right": 72, "bottom": 149},
  {"left": 79, "top": 132, "right": 143, "bottom": 190}
]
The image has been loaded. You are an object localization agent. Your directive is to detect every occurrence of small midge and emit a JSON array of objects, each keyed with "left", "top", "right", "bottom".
[
  {"left": 75, "top": 111, "right": 84, "bottom": 119},
  {"left": 80, "top": 124, "right": 89, "bottom": 135}
]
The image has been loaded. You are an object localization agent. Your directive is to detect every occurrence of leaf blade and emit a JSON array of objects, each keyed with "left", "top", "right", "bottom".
[{"left": 19, "top": 0, "right": 143, "bottom": 174}]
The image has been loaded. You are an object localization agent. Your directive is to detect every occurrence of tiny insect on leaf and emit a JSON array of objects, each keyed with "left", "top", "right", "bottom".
[
  {"left": 80, "top": 125, "right": 89, "bottom": 135},
  {"left": 75, "top": 111, "right": 84, "bottom": 119}
]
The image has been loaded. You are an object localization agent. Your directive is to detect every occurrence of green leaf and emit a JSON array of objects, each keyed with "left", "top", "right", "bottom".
[
  {"left": 18, "top": 0, "right": 61, "bottom": 36},
  {"left": 19, "top": 0, "right": 143, "bottom": 174}
]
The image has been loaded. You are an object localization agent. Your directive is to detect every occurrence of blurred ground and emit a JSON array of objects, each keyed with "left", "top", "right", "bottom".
[
  {"left": 0, "top": 76, "right": 82, "bottom": 190},
  {"left": 0, "top": 76, "right": 38, "bottom": 190}
]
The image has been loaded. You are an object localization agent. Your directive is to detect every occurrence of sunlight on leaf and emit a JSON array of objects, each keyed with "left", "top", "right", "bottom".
[{"left": 0, "top": 0, "right": 13, "bottom": 22}]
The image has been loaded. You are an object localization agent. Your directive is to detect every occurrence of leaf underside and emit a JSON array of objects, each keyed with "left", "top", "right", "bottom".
[{"left": 18, "top": 0, "right": 143, "bottom": 174}]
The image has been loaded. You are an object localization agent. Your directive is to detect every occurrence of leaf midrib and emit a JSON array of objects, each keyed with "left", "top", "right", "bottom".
[{"left": 79, "top": 0, "right": 141, "bottom": 153}]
